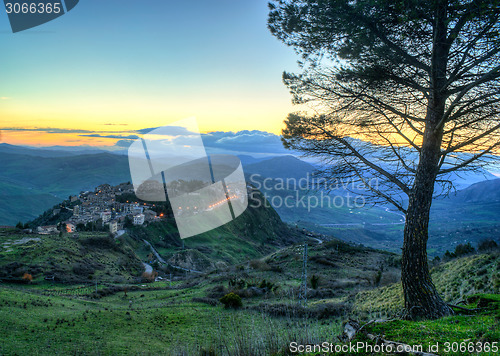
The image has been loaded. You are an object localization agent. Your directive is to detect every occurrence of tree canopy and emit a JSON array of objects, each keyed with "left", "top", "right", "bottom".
[
  {"left": 269, "top": 0, "right": 500, "bottom": 319},
  {"left": 270, "top": 0, "right": 500, "bottom": 212}
]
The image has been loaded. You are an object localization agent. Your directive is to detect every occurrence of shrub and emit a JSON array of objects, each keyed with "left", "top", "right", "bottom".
[
  {"left": 72, "top": 263, "right": 95, "bottom": 277},
  {"left": 310, "top": 275, "right": 320, "bottom": 289},
  {"left": 81, "top": 236, "right": 120, "bottom": 251},
  {"left": 259, "top": 279, "right": 274, "bottom": 290},
  {"left": 22, "top": 273, "right": 33, "bottom": 283},
  {"left": 454, "top": 242, "right": 475, "bottom": 257},
  {"left": 310, "top": 255, "right": 337, "bottom": 267},
  {"left": 249, "top": 259, "right": 271, "bottom": 271},
  {"left": 219, "top": 292, "right": 242, "bottom": 309},
  {"left": 142, "top": 271, "right": 158, "bottom": 283},
  {"left": 207, "top": 285, "right": 227, "bottom": 298},
  {"left": 228, "top": 278, "right": 246, "bottom": 289},
  {"left": 478, "top": 239, "right": 499, "bottom": 252},
  {"left": 444, "top": 250, "right": 455, "bottom": 259},
  {"left": 386, "top": 255, "right": 402, "bottom": 268}
]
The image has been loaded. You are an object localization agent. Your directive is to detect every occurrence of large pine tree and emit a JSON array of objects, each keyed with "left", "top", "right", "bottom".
[{"left": 268, "top": 0, "right": 500, "bottom": 319}]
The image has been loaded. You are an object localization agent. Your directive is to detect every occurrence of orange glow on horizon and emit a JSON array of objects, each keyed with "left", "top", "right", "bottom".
[{"left": 0, "top": 130, "right": 118, "bottom": 147}]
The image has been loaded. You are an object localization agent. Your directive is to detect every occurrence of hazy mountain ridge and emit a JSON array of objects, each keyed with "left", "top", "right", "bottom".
[
  {"left": 0, "top": 151, "right": 131, "bottom": 225},
  {"left": 448, "top": 178, "right": 500, "bottom": 203},
  {"left": 0, "top": 143, "right": 107, "bottom": 158},
  {"left": 0, "top": 144, "right": 498, "bottom": 257}
]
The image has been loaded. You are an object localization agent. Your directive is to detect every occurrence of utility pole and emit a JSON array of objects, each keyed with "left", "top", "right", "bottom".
[{"left": 300, "top": 243, "right": 308, "bottom": 306}]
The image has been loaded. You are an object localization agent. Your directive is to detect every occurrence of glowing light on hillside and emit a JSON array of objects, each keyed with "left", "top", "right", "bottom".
[{"left": 208, "top": 195, "right": 238, "bottom": 208}]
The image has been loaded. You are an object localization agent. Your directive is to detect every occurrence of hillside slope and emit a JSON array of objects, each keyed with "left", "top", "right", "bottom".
[
  {"left": 0, "top": 152, "right": 131, "bottom": 225},
  {"left": 0, "top": 229, "right": 143, "bottom": 284},
  {"left": 450, "top": 178, "right": 500, "bottom": 203},
  {"left": 354, "top": 252, "right": 500, "bottom": 315},
  {"left": 245, "top": 155, "right": 316, "bottom": 180},
  {"left": 127, "top": 186, "right": 304, "bottom": 269}
]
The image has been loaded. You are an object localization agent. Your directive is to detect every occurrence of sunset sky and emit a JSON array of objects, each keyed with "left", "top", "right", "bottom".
[{"left": 0, "top": 0, "right": 300, "bottom": 147}]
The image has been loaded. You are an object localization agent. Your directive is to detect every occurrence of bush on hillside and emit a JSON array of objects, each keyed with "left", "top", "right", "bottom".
[
  {"left": 220, "top": 292, "right": 242, "bottom": 309},
  {"left": 310, "top": 274, "right": 320, "bottom": 289},
  {"left": 142, "top": 271, "right": 158, "bottom": 283},
  {"left": 455, "top": 242, "right": 475, "bottom": 257},
  {"left": 444, "top": 242, "right": 476, "bottom": 260},
  {"left": 478, "top": 239, "right": 498, "bottom": 251},
  {"left": 81, "top": 236, "right": 122, "bottom": 252},
  {"left": 249, "top": 259, "right": 271, "bottom": 271},
  {"left": 22, "top": 273, "right": 33, "bottom": 283}
]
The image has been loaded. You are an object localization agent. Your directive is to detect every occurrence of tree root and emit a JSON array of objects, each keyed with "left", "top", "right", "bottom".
[
  {"left": 340, "top": 320, "right": 439, "bottom": 356},
  {"left": 448, "top": 304, "right": 483, "bottom": 314},
  {"left": 366, "top": 333, "right": 439, "bottom": 356}
]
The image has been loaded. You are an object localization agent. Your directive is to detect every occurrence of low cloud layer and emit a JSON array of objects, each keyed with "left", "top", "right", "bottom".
[
  {"left": 0, "top": 125, "right": 290, "bottom": 156},
  {"left": 202, "top": 130, "right": 287, "bottom": 154}
]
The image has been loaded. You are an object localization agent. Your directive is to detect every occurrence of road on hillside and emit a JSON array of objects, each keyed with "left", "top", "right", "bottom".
[
  {"left": 320, "top": 206, "right": 406, "bottom": 228},
  {"left": 308, "top": 236, "right": 323, "bottom": 244},
  {"left": 142, "top": 262, "right": 153, "bottom": 273},
  {"left": 142, "top": 239, "right": 202, "bottom": 274}
]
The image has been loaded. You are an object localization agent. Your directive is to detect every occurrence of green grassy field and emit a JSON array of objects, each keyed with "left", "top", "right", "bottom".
[
  {"left": 1, "top": 238, "right": 497, "bottom": 355},
  {"left": 345, "top": 294, "right": 500, "bottom": 356},
  {"left": 0, "top": 279, "right": 343, "bottom": 355},
  {"left": 0, "top": 229, "right": 143, "bottom": 284}
]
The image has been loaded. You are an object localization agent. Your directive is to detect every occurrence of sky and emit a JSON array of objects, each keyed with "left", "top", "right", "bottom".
[{"left": 0, "top": 0, "right": 301, "bottom": 147}]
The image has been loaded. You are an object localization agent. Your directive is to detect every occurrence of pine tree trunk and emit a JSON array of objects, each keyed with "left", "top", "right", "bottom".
[
  {"left": 401, "top": 0, "right": 454, "bottom": 320},
  {"left": 401, "top": 123, "right": 453, "bottom": 319},
  {"left": 401, "top": 106, "right": 453, "bottom": 320},
  {"left": 401, "top": 172, "right": 453, "bottom": 319}
]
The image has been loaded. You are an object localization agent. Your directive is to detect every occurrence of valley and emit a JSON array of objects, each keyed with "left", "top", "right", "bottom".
[{"left": 1, "top": 144, "right": 499, "bottom": 258}]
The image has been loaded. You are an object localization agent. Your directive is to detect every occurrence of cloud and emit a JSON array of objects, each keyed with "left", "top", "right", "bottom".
[
  {"left": 136, "top": 126, "right": 198, "bottom": 136},
  {"left": 0, "top": 125, "right": 291, "bottom": 156},
  {"left": 0, "top": 97, "right": 9, "bottom": 100},
  {"left": 114, "top": 139, "right": 135, "bottom": 148},
  {"left": 0, "top": 127, "right": 93, "bottom": 134},
  {"left": 79, "top": 134, "right": 140, "bottom": 139},
  {"left": 201, "top": 130, "right": 288, "bottom": 154}
]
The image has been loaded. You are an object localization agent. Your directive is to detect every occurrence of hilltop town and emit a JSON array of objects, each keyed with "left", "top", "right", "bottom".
[{"left": 36, "top": 183, "right": 161, "bottom": 235}]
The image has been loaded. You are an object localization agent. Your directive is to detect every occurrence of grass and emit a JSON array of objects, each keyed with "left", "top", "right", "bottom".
[
  {"left": 0, "top": 229, "right": 143, "bottom": 284},
  {"left": 0, "top": 225, "right": 498, "bottom": 355},
  {"left": 0, "top": 281, "right": 342, "bottom": 355},
  {"left": 354, "top": 253, "right": 500, "bottom": 318},
  {"left": 345, "top": 294, "right": 500, "bottom": 356}
]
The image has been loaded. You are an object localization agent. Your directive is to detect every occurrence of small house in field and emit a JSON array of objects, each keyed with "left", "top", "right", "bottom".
[
  {"left": 65, "top": 222, "right": 76, "bottom": 233},
  {"left": 37, "top": 225, "right": 58, "bottom": 235}
]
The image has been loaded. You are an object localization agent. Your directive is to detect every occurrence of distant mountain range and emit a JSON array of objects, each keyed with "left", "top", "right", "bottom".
[
  {"left": 0, "top": 147, "right": 131, "bottom": 225},
  {"left": 0, "top": 143, "right": 108, "bottom": 157},
  {"left": 0, "top": 143, "right": 498, "bottom": 256},
  {"left": 449, "top": 178, "right": 500, "bottom": 203},
  {"left": 245, "top": 155, "right": 316, "bottom": 180}
]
